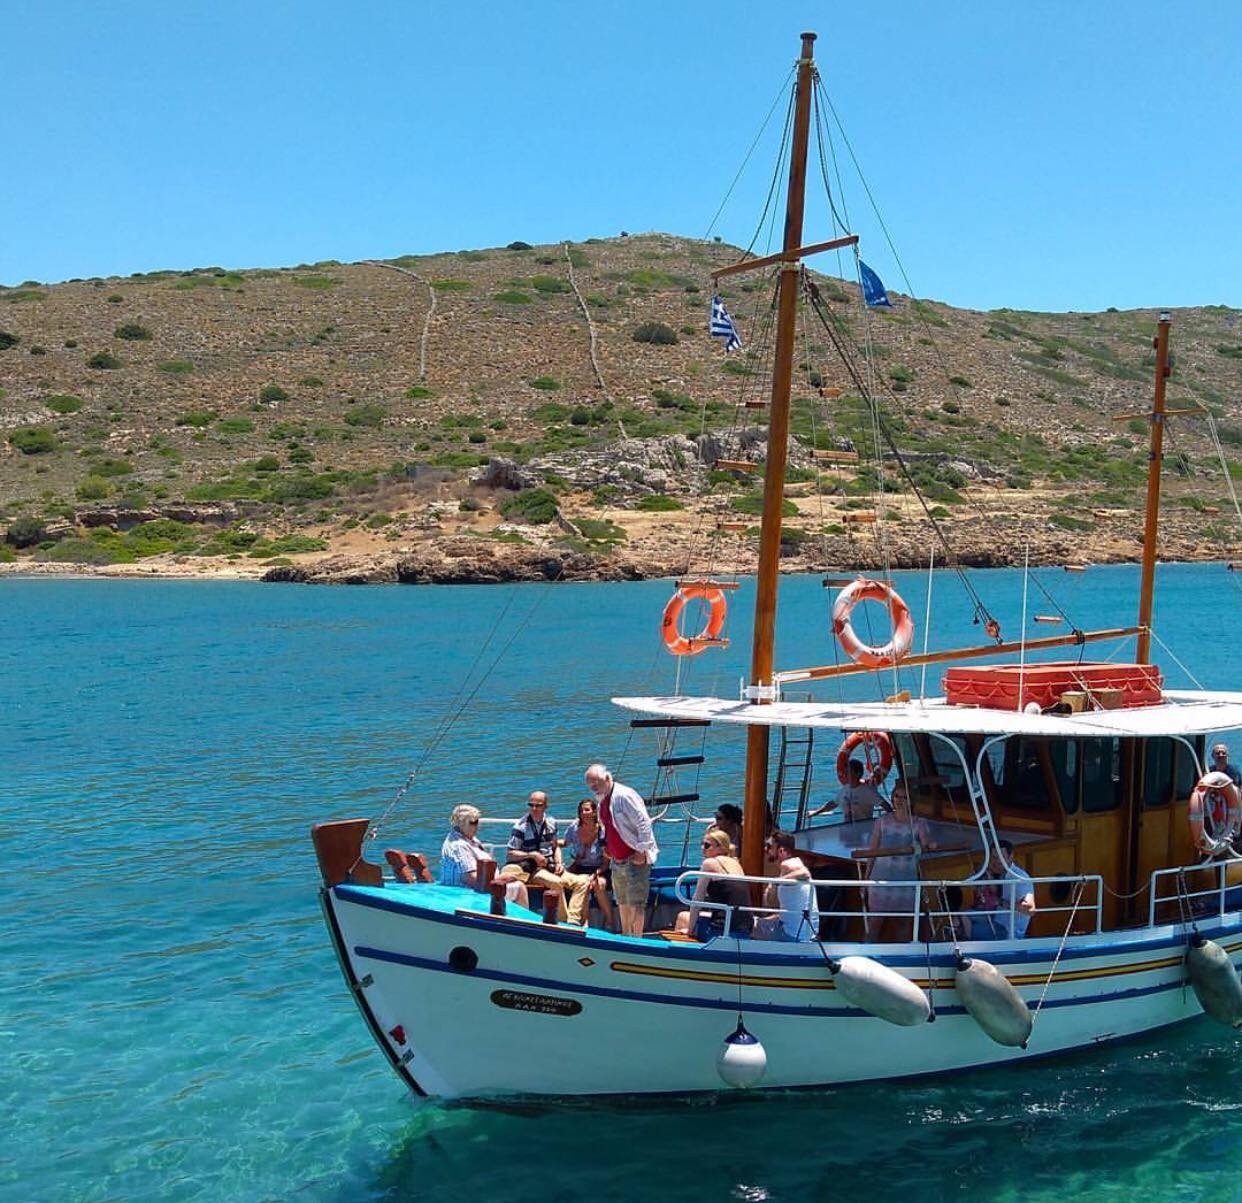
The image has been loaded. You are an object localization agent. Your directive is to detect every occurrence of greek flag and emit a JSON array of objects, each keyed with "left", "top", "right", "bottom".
[
  {"left": 859, "top": 261, "right": 894, "bottom": 308},
  {"left": 709, "top": 294, "right": 742, "bottom": 352}
]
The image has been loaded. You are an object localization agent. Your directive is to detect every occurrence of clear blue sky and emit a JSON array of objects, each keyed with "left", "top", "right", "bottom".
[{"left": 5, "top": 1, "right": 1240, "bottom": 312}]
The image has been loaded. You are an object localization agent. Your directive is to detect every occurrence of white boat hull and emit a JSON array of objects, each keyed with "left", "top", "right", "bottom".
[{"left": 323, "top": 881, "right": 1242, "bottom": 1099}]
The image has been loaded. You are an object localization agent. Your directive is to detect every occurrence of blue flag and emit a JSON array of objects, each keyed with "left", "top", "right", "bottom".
[
  {"left": 859, "top": 261, "right": 894, "bottom": 308},
  {"left": 709, "top": 294, "right": 742, "bottom": 352}
]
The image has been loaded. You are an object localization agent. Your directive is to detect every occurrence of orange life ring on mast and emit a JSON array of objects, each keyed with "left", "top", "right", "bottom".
[
  {"left": 835, "top": 730, "right": 895, "bottom": 785},
  {"left": 831, "top": 578, "right": 915, "bottom": 668},
  {"left": 661, "top": 584, "right": 728, "bottom": 656},
  {"left": 1188, "top": 770, "right": 1242, "bottom": 856}
]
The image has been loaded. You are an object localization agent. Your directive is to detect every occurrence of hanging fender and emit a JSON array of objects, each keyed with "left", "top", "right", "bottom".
[
  {"left": 827, "top": 955, "right": 931, "bottom": 1026},
  {"left": 661, "top": 584, "right": 729, "bottom": 656},
  {"left": 1188, "top": 771, "right": 1242, "bottom": 856},
  {"left": 954, "top": 955, "right": 1033, "bottom": 1048},
  {"left": 1185, "top": 935, "right": 1242, "bottom": 1029},
  {"left": 835, "top": 730, "right": 895, "bottom": 785},
  {"left": 832, "top": 578, "right": 914, "bottom": 668}
]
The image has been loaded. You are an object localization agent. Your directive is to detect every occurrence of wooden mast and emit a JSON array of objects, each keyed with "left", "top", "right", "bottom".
[
  {"left": 740, "top": 31, "right": 817, "bottom": 877},
  {"left": 1136, "top": 312, "right": 1171, "bottom": 664}
]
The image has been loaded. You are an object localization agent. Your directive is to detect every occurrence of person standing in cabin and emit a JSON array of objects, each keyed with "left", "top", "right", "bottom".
[
  {"left": 713, "top": 804, "right": 744, "bottom": 849},
  {"left": 586, "top": 763, "right": 658, "bottom": 937},
  {"left": 809, "top": 757, "right": 886, "bottom": 823},
  {"left": 1210, "top": 743, "right": 1241, "bottom": 788}
]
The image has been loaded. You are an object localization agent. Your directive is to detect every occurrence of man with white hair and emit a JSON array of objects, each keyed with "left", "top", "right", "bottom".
[{"left": 585, "top": 763, "right": 658, "bottom": 936}]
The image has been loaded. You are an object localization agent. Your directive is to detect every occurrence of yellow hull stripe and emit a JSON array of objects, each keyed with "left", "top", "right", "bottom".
[{"left": 610, "top": 937, "right": 1242, "bottom": 993}]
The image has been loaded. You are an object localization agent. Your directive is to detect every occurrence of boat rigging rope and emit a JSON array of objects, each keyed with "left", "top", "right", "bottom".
[
  {"left": 801, "top": 282, "right": 1003, "bottom": 639},
  {"left": 1029, "top": 877, "right": 1088, "bottom": 1034},
  {"left": 702, "top": 65, "right": 796, "bottom": 243}
]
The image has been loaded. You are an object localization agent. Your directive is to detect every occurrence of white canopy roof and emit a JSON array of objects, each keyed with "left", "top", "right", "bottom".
[{"left": 612, "top": 689, "right": 1242, "bottom": 739}]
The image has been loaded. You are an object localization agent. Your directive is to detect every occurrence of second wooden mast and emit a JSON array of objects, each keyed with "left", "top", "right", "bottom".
[{"left": 740, "top": 31, "right": 818, "bottom": 877}]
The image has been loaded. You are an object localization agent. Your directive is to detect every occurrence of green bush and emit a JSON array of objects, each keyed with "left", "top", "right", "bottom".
[
  {"left": 501, "top": 487, "right": 559, "bottom": 524},
  {"left": 574, "top": 517, "right": 626, "bottom": 544},
  {"left": 176, "top": 410, "right": 218, "bottom": 428},
  {"left": 45, "top": 394, "right": 84, "bottom": 414},
  {"left": 114, "top": 322, "right": 152, "bottom": 340},
  {"left": 217, "top": 417, "right": 255, "bottom": 434},
  {"left": 405, "top": 385, "right": 433, "bottom": 399},
  {"left": 528, "top": 376, "right": 560, "bottom": 391},
  {"left": 344, "top": 402, "right": 387, "bottom": 428},
  {"left": 10, "top": 427, "right": 55, "bottom": 454},
  {"left": 732, "top": 492, "right": 796, "bottom": 518},
  {"left": 0, "top": 330, "right": 20, "bottom": 350},
  {"left": 253, "top": 455, "right": 281, "bottom": 472},
  {"left": 92, "top": 457, "right": 134, "bottom": 477},
  {"left": 294, "top": 275, "right": 338, "bottom": 290},
  {"left": 507, "top": 241, "right": 533, "bottom": 251},
  {"left": 76, "top": 476, "right": 112, "bottom": 500},
  {"left": 949, "top": 375, "right": 972, "bottom": 388},
  {"left": 494, "top": 290, "right": 531, "bottom": 304},
  {"left": 431, "top": 279, "right": 471, "bottom": 291},
  {"left": 88, "top": 350, "right": 122, "bottom": 369},
  {"left": 637, "top": 494, "right": 684, "bottom": 512},
  {"left": 941, "top": 400, "right": 961, "bottom": 414},
  {"left": 287, "top": 447, "right": 314, "bottom": 464},
  {"left": 159, "top": 359, "right": 194, "bottom": 374},
  {"left": 632, "top": 321, "right": 678, "bottom": 345},
  {"left": 531, "top": 276, "right": 569, "bottom": 294},
  {"left": 259, "top": 384, "right": 289, "bottom": 404},
  {"left": 5, "top": 516, "right": 48, "bottom": 547},
  {"left": 722, "top": 360, "right": 754, "bottom": 376},
  {"left": 265, "top": 473, "right": 336, "bottom": 502},
  {"left": 35, "top": 537, "right": 114, "bottom": 565}
]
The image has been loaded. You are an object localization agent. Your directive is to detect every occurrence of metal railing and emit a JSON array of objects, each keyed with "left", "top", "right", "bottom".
[
  {"left": 672, "top": 868, "right": 1104, "bottom": 942},
  {"left": 1148, "top": 857, "right": 1242, "bottom": 927}
]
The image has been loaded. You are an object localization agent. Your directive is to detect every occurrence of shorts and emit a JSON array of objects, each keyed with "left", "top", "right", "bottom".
[{"left": 610, "top": 859, "right": 651, "bottom": 908}]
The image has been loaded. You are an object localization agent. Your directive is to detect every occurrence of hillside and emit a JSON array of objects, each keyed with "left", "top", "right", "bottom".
[{"left": 1, "top": 233, "right": 1240, "bottom": 583}]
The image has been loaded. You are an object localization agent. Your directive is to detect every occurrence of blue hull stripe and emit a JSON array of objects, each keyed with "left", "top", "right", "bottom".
[
  {"left": 352, "top": 942, "right": 1194, "bottom": 1018},
  {"left": 334, "top": 884, "right": 1240, "bottom": 970}
]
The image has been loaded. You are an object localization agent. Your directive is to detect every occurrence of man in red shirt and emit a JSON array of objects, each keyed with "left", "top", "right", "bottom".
[{"left": 586, "top": 763, "right": 658, "bottom": 936}]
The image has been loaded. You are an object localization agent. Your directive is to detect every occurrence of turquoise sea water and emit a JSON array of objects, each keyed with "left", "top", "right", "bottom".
[{"left": 1, "top": 565, "right": 1239, "bottom": 1203}]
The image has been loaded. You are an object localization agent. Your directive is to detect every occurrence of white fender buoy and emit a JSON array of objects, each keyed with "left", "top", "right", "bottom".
[
  {"left": 716, "top": 1018, "right": 767, "bottom": 1089},
  {"left": 829, "top": 955, "right": 931, "bottom": 1026},
  {"left": 1186, "top": 935, "right": 1242, "bottom": 1029},
  {"left": 955, "top": 956, "right": 1032, "bottom": 1048}
]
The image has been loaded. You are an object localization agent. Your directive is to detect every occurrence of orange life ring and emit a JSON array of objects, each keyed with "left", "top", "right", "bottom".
[
  {"left": 1188, "top": 770, "right": 1242, "bottom": 856},
  {"left": 661, "top": 584, "right": 728, "bottom": 656},
  {"left": 835, "top": 730, "right": 894, "bottom": 785},
  {"left": 832, "top": 578, "right": 915, "bottom": 668}
]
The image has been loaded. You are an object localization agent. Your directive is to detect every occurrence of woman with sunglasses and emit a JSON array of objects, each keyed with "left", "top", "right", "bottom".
[
  {"left": 563, "top": 797, "right": 615, "bottom": 931},
  {"left": 439, "top": 803, "right": 529, "bottom": 908},
  {"left": 674, "top": 827, "right": 753, "bottom": 941}
]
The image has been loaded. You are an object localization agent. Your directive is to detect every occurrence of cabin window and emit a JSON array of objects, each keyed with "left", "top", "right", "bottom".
[
  {"left": 927, "top": 734, "right": 969, "bottom": 792},
  {"left": 1080, "top": 738, "right": 1121, "bottom": 813},
  {"left": 1050, "top": 741, "right": 1079, "bottom": 814},
  {"left": 1142, "top": 739, "right": 1175, "bottom": 808},
  {"left": 983, "top": 738, "right": 1054, "bottom": 813}
]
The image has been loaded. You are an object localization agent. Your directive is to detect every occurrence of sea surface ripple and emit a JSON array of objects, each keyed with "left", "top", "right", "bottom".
[{"left": 0, "top": 567, "right": 1238, "bottom": 1202}]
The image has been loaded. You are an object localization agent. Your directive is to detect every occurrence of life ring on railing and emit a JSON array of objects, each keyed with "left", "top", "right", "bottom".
[
  {"left": 832, "top": 578, "right": 915, "bottom": 668},
  {"left": 836, "top": 730, "right": 895, "bottom": 785},
  {"left": 661, "top": 584, "right": 728, "bottom": 656},
  {"left": 1188, "top": 771, "right": 1242, "bottom": 856}
]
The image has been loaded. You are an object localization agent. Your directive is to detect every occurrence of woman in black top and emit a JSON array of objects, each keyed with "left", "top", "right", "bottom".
[{"left": 676, "top": 827, "right": 754, "bottom": 940}]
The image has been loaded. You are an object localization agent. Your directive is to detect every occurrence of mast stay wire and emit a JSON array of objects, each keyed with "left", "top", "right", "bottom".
[
  {"left": 801, "top": 284, "right": 1002, "bottom": 639},
  {"left": 703, "top": 66, "right": 797, "bottom": 243}
]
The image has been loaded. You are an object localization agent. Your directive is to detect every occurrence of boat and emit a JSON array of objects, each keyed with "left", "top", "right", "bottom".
[{"left": 311, "top": 32, "right": 1242, "bottom": 1100}]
